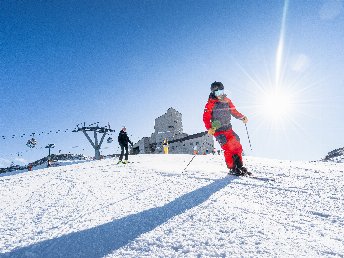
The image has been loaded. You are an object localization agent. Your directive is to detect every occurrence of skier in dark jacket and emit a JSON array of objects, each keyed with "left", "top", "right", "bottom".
[
  {"left": 203, "top": 81, "right": 250, "bottom": 176},
  {"left": 117, "top": 126, "right": 133, "bottom": 164}
]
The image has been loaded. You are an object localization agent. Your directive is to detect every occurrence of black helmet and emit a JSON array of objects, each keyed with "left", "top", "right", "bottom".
[{"left": 210, "top": 81, "right": 224, "bottom": 92}]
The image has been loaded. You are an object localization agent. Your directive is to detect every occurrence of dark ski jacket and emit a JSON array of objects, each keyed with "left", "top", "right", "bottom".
[
  {"left": 118, "top": 130, "right": 132, "bottom": 146},
  {"left": 203, "top": 96, "right": 244, "bottom": 133}
]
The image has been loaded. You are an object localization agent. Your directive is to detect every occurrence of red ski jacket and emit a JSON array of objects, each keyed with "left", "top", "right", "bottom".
[{"left": 203, "top": 96, "right": 244, "bottom": 132}]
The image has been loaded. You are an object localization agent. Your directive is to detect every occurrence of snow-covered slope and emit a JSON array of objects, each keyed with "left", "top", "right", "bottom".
[{"left": 0, "top": 154, "right": 343, "bottom": 257}]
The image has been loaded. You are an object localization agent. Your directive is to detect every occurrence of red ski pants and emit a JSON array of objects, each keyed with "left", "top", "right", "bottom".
[{"left": 214, "top": 130, "right": 243, "bottom": 169}]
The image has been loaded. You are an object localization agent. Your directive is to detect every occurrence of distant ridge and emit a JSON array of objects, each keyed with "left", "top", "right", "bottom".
[{"left": 323, "top": 147, "right": 344, "bottom": 163}]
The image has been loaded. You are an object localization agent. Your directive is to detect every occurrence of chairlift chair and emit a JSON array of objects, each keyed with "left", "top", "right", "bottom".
[
  {"left": 26, "top": 138, "right": 37, "bottom": 148},
  {"left": 26, "top": 133, "right": 37, "bottom": 148}
]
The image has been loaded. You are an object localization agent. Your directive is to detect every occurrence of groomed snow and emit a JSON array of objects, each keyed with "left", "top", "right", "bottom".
[{"left": 0, "top": 154, "right": 343, "bottom": 257}]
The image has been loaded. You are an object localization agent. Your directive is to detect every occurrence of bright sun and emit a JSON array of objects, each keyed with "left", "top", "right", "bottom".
[{"left": 261, "top": 88, "right": 294, "bottom": 121}]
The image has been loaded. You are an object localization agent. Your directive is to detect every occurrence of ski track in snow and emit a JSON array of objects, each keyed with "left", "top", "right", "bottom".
[{"left": 0, "top": 154, "right": 343, "bottom": 257}]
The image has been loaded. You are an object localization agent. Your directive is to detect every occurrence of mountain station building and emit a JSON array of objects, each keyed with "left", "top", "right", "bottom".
[{"left": 133, "top": 108, "right": 214, "bottom": 155}]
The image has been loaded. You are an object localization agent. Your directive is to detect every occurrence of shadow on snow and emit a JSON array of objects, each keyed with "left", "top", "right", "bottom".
[{"left": 7, "top": 177, "right": 233, "bottom": 258}]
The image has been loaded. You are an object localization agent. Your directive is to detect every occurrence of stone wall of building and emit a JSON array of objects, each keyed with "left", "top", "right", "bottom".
[
  {"left": 169, "top": 132, "right": 213, "bottom": 154},
  {"left": 132, "top": 137, "right": 151, "bottom": 154},
  {"left": 150, "top": 107, "right": 184, "bottom": 146}
]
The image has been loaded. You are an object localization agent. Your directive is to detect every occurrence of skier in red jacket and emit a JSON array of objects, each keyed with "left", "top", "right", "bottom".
[{"left": 203, "top": 81, "right": 250, "bottom": 176}]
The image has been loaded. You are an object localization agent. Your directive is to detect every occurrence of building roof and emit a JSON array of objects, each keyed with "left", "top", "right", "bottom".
[{"left": 155, "top": 107, "right": 182, "bottom": 120}]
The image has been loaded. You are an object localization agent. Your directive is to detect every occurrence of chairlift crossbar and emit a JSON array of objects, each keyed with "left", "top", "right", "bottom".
[{"left": 72, "top": 126, "right": 115, "bottom": 133}]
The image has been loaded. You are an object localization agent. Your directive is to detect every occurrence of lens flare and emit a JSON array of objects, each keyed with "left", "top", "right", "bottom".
[
  {"left": 232, "top": 0, "right": 318, "bottom": 136},
  {"left": 275, "top": 0, "right": 289, "bottom": 86}
]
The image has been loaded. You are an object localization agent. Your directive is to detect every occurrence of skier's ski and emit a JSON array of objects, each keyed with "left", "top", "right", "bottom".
[
  {"left": 227, "top": 173, "right": 275, "bottom": 182},
  {"left": 247, "top": 175, "right": 275, "bottom": 182},
  {"left": 115, "top": 161, "right": 138, "bottom": 165}
]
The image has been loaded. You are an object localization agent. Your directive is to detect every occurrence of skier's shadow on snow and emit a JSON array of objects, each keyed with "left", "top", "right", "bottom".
[{"left": 8, "top": 177, "right": 233, "bottom": 258}]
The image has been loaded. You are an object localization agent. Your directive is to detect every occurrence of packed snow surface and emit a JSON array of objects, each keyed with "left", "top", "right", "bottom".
[{"left": 0, "top": 154, "right": 343, "bottom": 257}]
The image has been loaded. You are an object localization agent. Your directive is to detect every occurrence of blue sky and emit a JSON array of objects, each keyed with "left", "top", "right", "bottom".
[{"left": 1, "top": 0, "right": 343, "bottom": 167}]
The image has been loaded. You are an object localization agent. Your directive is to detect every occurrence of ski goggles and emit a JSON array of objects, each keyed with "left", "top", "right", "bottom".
[{"left": 214, "top": 89, "right": 225, "bottom": 97}]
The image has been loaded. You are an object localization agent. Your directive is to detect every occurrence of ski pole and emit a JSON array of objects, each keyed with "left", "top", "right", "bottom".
[
  {"left": 182, "top": 131, "right": 208, "bottom": 173},
  {"left": 182, "top": 155, "right": 197, "bottom": 173},
  {"left": 245, "top": 124, "right": 253, "bottom": 151}
]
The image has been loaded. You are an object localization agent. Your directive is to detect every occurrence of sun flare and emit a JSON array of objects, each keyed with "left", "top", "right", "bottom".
[
  {"left": 232, "top": 0, "right": 317, "bottom": 136},
  {"left": 260, "top": 88, "right": 294, "bottom": 121}
]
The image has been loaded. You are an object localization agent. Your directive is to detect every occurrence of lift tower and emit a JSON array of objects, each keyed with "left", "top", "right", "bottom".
[{"left": 73, "top": 123, "right": 115, "bottom": 160}]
